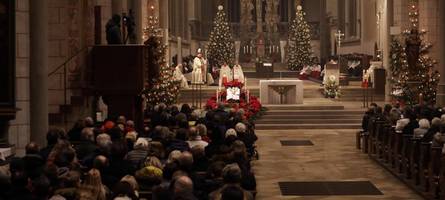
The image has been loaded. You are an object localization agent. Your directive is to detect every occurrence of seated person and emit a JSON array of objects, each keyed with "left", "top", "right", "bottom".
[
  {"left": 174, "top": 64, "right": 189, "bottom": 89},
  {"left": 413, "top": 118, "right": 430, "bottom": 138}
]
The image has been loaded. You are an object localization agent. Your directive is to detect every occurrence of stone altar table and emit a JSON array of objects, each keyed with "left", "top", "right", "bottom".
[{"left": 259, "top": 80, "right": 303, "bottom": 104}]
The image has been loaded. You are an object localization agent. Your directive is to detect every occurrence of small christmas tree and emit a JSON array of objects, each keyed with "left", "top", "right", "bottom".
[
  {"left": 207, "top": 5, "right": 235, "bottom": 67},
  {"left": 389, "top": 1, "right": 440, "bottom": 105},
  {"left": 287, "top": 5, "right": 313, "bottom": 71},
  {"left": 141, "top": 15, "right": 180, "bottom": 105}
]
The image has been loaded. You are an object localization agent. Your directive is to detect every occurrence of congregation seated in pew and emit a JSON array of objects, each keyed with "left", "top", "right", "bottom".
[
  {"left": 0, "top": 103, "right": 258, "bottom": 200},
  {"left": 357, "top": 102, "right": 445, "bottom": 199}
]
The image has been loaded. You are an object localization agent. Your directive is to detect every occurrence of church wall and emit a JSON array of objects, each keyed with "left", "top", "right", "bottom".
[
  {"left": 418, "top": 0, "right": 440, "bottom": 69},
  {"left": 47, "top": 0, "right": 69, "bottom": 114},
  {"left": 335, "top": 0, "right": 376, "bottom": 57},
  {"left": 11, "top": 0, "right": 31, "bottom": 155}
]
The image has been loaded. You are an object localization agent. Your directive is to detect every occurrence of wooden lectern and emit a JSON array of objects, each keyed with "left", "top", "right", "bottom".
[{"left": 92, "top": 45, "right": 152, "bottom": 130}]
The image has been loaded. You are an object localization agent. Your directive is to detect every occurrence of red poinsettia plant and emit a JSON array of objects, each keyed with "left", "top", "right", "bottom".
[
  {"left": 205, "top": 90, "right": 263, "bottom": 121},
  {"left": 223, "top": 80, "right": 244, "bottom": 88}
]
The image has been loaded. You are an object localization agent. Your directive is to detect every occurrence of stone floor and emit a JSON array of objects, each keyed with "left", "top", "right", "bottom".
[{"left": 252, "top": 129, "right": 423, "bottom": 200}]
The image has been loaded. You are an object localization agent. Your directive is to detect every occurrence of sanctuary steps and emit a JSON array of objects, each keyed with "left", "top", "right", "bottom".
[{"left": 256, "top": 104, "right": 363, "bottom": 130}]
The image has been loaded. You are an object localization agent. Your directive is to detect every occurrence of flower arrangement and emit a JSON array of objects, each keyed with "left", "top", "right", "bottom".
[
  {"left": 324, "top": 75, "right": 341, "bottom": 98},
  {"left": 223, "top": 80, "right": 244, "bottom": 88},
  {"left": 206, "top": 90, "right": 263, "bottom": 122}
]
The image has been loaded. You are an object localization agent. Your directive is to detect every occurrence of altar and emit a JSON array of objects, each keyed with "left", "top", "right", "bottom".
[{"left": 259, "top": 80, "right": 303, "bottom": 104}]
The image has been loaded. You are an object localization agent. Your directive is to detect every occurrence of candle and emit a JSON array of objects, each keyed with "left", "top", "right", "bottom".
[
  {"left": 245, "top": 77, "right": 247, "bottom": 91},
  {"left": 216, "top": 89, "right": 219, "bottom": 103},
  {"left": 250, "top": 46, "right": 252, "bottom": 54},
  {"left": 269, "top": 46, "right": 272, "bottom": 54}
]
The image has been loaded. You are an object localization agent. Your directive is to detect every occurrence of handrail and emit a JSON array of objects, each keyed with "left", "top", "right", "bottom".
[
  {"left": 48, "top": 46, "right": 90, "bottom": 77},
  {"left": 47, "top": 45, "right": 91, "bottom": 130}
]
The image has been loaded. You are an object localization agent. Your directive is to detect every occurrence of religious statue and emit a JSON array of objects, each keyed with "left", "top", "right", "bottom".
[
  {"left": 265, "top": 0, "right": 280, "bottom": 33},
  {"left": 106, "top": 14, "right": 123, "bottom": 44},
  {"left": 405, "top": 29, "right": 421, "bottom": 71},
  {"left": 240, "top": 0, "right": 255, "bottom": 34},
  {"left": 124, "top": 9, "right": 136, "bottom": 44}
]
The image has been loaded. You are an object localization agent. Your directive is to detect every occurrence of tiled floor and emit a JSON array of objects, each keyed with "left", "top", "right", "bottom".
[{"left": 252, "top": 129, "right": 423, "bottom": 200}]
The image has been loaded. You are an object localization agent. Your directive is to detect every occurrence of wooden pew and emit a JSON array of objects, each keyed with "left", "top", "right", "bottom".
[
  {"left": 420, "top": 142, "right": 432, "bottom": 192},
  {"left": 429, "top": 146, "right": 442, "bottom": 199},
  {"left": 409, "top": 137, "right": 422, "bottom": 185},
  {"left": 401, "top": 134, "right": 414, "bottom": 179}
]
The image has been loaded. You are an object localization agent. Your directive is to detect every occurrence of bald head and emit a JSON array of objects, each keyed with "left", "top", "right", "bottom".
[
  {"left": 93, "top": 155, "right": 108, "bottom": 170},
  {"left": 178, "top": 151, "right": 194, "bottom": 170},
  {"left": 25, "top": 142, "right": 40, "bottom": 154},
  {"left": 174, "top": 175, "right": 193, "bottom": 194}
]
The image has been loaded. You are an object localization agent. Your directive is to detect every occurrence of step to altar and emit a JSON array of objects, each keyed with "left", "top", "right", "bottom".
[{"left": 256, "top": 104, "right": 364, "bottom": 130}]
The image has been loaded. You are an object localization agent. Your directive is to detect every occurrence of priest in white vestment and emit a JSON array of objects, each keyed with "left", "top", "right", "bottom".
[
  {"left": 174, "top": 64, "right": 189, "bottom": 89},
  {"left": 219, "top": 62, "right": 232, "bottom": 85},
  {"left": 192, "top": 51, "right": 204, "bottom": 84},
  {"left": 192, "top": 49, "right": 214, "bottom": 85},
  {"left": 233, "top": 63, "right": 245, "bottom": 83}
]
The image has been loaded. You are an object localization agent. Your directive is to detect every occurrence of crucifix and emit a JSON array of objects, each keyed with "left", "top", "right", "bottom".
[{"left": 335, "top": 30, "right": 344, "bottom": 67}]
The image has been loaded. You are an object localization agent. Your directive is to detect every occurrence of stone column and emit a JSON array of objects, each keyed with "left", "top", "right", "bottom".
[
  {"left": 319, "top": 0, "right": 328, "bottom": 62},
  {"left": 379, "top": 0, "right": 393, "bottom": 102},
  {"left": 177, "top": 37, "right": 182, "bottom": 64},
  {"left": 131, "top": 0, "right": 143, "bottom": 44},
  {"left": 160, "top": 0, "right": 170, "bottom": 65},
  {"left": 436, "top": 0, "right": 445, "bottom": 106},
  {"left": 256, "top": 0, "right": 262, "bottom": 33},
  {"left": 29, "top": 0, "right": 49, "bottom": 146},
  {"left": 112, "top": 0, "right": 124, "bottom": 15}
]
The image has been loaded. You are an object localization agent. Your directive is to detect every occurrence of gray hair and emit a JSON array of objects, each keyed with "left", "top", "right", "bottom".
[
  {"left": 432, "top": 117, "right": 441, "bottom": 127},
  {"left": 441, "top": 114, "right": 445, "bottom": 124},
  {"left": 419, "top": 119, "right": 430, "bottom": 129},
  {"left": 96, "top": 133, "right": 112, "bottom": 148},
  {"left": 134, "top": 138, "right": 149, "bottom": 150},
  {"left": 235, "top": 123, "right": 247, "bottom": 134},
  {"left": 81, "top": 127, "right": 94, "bottom": 142},
  {"left": 222, "top": 163, "right": 242, "bottom": 184},
  {"left": 196, "top": 124, "right": 207, "bottom": 136},
  {"left": 225, "top": 128, "right": 237, "bottom": 138}
]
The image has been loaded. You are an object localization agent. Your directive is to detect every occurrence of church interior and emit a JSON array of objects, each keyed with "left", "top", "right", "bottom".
[{"left": 1, "top": 0, "right": 445, "bottom": 199}]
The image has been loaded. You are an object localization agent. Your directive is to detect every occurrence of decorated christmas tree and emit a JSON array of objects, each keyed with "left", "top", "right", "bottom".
[
  {"left": 141, "top": 15, "right": 180, "bottom": 105},
  {"left": 287, "top": 5, "right": 312, "bottom": 71},
  {"left": 207, "top": 5, "right": 235, "bottom": 67},
  {"left": 389, "top": 1, "right": 440, "bottom": 105}
]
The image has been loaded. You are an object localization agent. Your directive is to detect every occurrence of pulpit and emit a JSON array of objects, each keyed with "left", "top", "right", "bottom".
[
  {"left": 92, "top": 45, "right": 152, "bottom": 130},
  {"left": 0, "top": 0, "right": 16, "bottom": 161}
]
